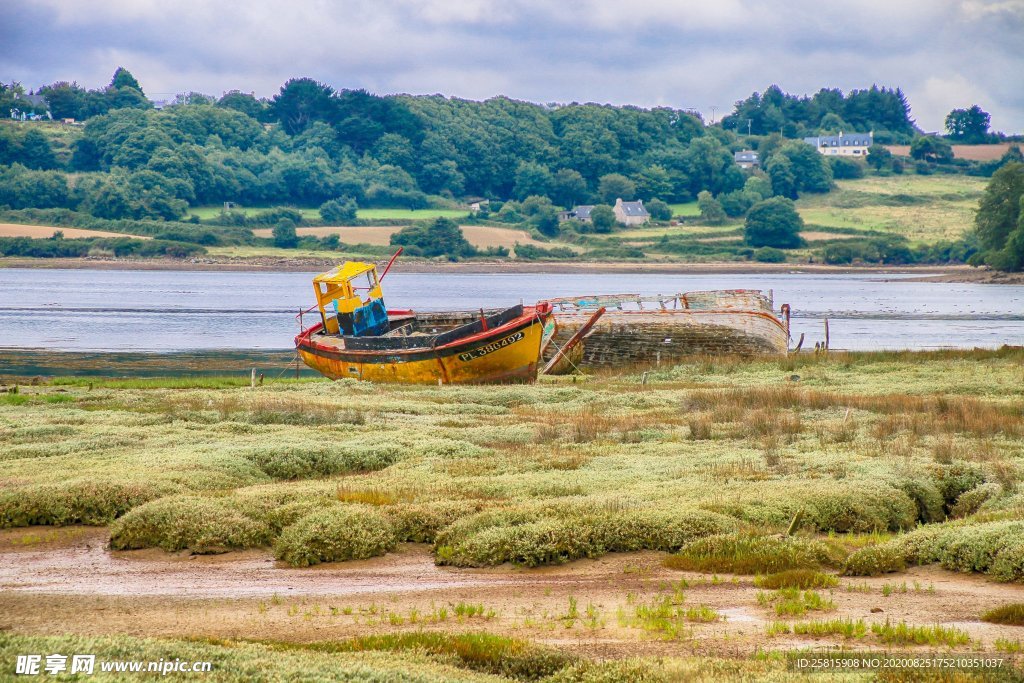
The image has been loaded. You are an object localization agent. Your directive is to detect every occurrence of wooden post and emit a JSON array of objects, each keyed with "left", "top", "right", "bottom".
[
  {"left": 641, "top": 371, "right": 649, "bottom": 385},
  {"left": 250, "top": 368, "right": 256, "bottom": 389},
  {"left": 824, "top": 318, "right": 830, "bottom": 352},
  {"left": 794, "top": 333, "right": 805, "bottom": 352}
]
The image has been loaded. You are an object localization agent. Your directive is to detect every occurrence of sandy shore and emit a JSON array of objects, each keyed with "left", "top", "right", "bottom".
[{"left": 1, "top": 256, "right": 1014, "bottom": 282}]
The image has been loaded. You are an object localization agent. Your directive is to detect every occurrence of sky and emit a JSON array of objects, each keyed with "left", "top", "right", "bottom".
[{"left": 2, "top": 0, "right": 1023, "bottom": 133}]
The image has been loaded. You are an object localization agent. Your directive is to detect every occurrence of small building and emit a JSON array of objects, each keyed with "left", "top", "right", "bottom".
[
  {"left": 803, "top": 131, "right": 873, "bottom": 157},
  {"left": 563, "top": 205, "right": 594, "bottom": 222},
  {"left": 467, "top": 198, "right": 489, "bottom": 213},
  {"left": 613, "top": 198, "right": 649, "bottom": 226},
  {"left": 734, "top": 150, "right": 759, "bottom": 169}
]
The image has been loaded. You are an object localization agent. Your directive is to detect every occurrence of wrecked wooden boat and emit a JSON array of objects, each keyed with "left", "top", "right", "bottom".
[
  {"left": 540, "top": 290, "right": 790, "bottom": 373},
  {"left": 295, "top": 260, "right": 554, "bottom": 384}
]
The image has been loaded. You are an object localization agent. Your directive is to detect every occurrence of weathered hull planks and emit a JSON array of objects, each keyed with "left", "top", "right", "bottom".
[{"left": 545, "top": 310, "right": 788, "bottom": 370}]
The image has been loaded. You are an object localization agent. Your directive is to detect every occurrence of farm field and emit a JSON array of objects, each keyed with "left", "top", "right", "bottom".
[
  {"left": 795, "top": 174, "right": 987, "bottom": 243},
  {"left": 250, "top": 225, "right": 579, "bottom": 253},
  {"left": 0, "top": 223, "right": 151, "bottom": 240},
  {"left": 1, "top": 349, "right": 1023, "bottom": 678}
]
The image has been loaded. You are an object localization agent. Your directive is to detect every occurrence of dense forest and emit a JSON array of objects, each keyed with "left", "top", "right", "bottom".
[
  {"left": 2, "top": 69, "right": 1023, "bottom": 269},
  {"left": 0, "top": 69, "right": 935, "bottom": 222}
]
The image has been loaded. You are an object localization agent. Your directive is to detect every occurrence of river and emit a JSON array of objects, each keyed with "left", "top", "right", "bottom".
[{"left": 0, "top": 268, "right": 1022, "bottom": 352}]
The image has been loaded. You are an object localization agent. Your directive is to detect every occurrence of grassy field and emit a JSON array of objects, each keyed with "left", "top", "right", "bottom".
[
  {"left": 668, "top": 201, "right": 700, "bottom": 218},
  {"left": 795, "top": 174, "right": 987, "bottom": 244},
  {"left": 1, "top": 349, "right": 1023, "bottom": 676},
  {"left": 249, "top": 225, "right": 580, "bottom": 254}
]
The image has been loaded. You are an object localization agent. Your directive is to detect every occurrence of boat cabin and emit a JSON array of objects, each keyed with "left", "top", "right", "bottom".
[{"left": 312, "top": 261, "right": 390, "bottom": 337}]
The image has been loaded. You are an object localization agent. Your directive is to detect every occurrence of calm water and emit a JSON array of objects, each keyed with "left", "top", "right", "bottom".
[{"left": 0, "top": 268, "right": 1022, "bottom": 351}]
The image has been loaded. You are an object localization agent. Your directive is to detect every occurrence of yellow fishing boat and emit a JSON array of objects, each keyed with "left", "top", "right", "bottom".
[{"left": 294, "top": 259, "right": 554, "bottom": 384}]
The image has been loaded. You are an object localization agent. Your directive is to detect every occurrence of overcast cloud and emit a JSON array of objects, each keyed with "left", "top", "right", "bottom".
[{"left": 1, "top": 0, "right": 1022, "bottom": 132}]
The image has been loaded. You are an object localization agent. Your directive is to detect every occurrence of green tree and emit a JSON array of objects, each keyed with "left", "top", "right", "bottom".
[
  {"left": 110, "top": 67, "right": 143, "bottom": 94},
  {"left": 390, "top": 217, "right": 476, "bottom": 259},
  {"left": 273, "top": 218, "right": 299, "bottom": 248},
  {"left": 320, "top": 197, "right": 358, "bottom": 223},
  {"left": 910, "top": 136, "right": 954, "bottom": 164},
  {"left": 697, "top": 190, "right": 727, "bottom": 224},
  {"left": 945, "top": 105, "right": 990, "bottom": 143},
  {"left": 589, "top": 204, "right": 617, "bottom": 233},
  {"left": 550, "top": 168, "right": 588, "bottom": 208},
  {"left": 744, "top": 197, "right": 804, "bottom": 248},
  {"left": 646, "top": 198, "right": 672, "bottom": 221},
  {"left": 867, "top": 145, "right": 893, "bottom": 171},
  {"left": 597, "top": 173, "right": 636, "bottom": 203},
  {"left": 19, "top": 130, "right": 58, "bottom": 170},
  {"left": 270, "top": 78, "right": 335, "bottom": 135},
  {"left": 512, "top": 161, "right": 553, "bottom": 201},
  {"left": 635, "top": 164, "right": 673, "bottom": 201},
  {"left": 829, "top": 157, "right": 864, "bottom": 180},
  {"left": 217, "top": 90, "right": 266, "bottom": 119},
  {"left": 531, "top": 207, "right": 561, "bottom": 237},
  {"left": 974, "top": 162, "right": 1024, "bottom": 271}
]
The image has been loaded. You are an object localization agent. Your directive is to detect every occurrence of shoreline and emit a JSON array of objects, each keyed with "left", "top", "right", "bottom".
[{"left": 1, "top": 256, "right": 1019, "bottom": 282}]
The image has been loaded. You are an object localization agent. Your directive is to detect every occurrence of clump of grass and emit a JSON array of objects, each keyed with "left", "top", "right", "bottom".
[
  {"left": 688, "top": 416, "right": 713, "bottom": 440},
  {"left": 981, "top": 604, "right": 1024, "bottom": 626},
  {"left": 758, "top": 588, "right": 835, "bottom": 617},
  {"left": 766, "top": 621, "right": 792, "bottom": 636},
  {"left": 336, "top": 485, "right": 398, "bottom": 506},
  {"left": 843, "top": 543, "right": 906, "bottom": 576},
  {"left": 110, "top": 495, "right": 274, "bottom": 553},
  {"left": 273, "top": 504, "right": 397, "bottom": 567},
  {"left": 870, "top": 620, "right": 971, "bottom": 647},
  {"left": 243, "top": 440, "right": 404, "bottom": 480},
  {"left": 995, "top": 639, "right": 1022, "bottom": 653},
  {"left": 754, "top": 570, "right": 839, "bottom": 590},
  {"left": 621, "top": 595, "right": 718, "bottom": 640},
  {"left": 792, "top": 618, "right": 867, "bottom": 639},
  {"left": 435, "top": 507, "right": 737, "bottom": 568},
  {"left": 323, "top": 631, "right": 576, "bottom": 680},
  {"left": 1, "top": 480, "right": 165, "bottom": 529},
  {"left": 664, "top": 533, "right": 834, "bottom": 575}
]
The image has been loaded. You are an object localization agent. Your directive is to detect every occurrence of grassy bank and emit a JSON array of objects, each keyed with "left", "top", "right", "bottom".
[{"left": 1, "top": 349, "right": 1021, "bottom": 573}]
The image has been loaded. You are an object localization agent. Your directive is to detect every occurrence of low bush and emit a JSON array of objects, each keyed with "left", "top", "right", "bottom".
[
  {"left": 980, "top": 604, "right": 1024, "bottom": 626},
  {"left": 754, "top": 569, "right": 838, "bottom": 590},
  {"left": 514, "top": 243, "right": 577, "bottom": 260},
  {"left": 242, "top": 440, "right": 405, "bottom": 480},
  {"left": 843, "top": 543, "right": 906, "bottom": 576},
  {"left": 434, "top": 507, "right": 737, "bottom": 568},
  {"left": 328, "top": 631, "right": 575, "bottom": 680},
  {"left": 0, "top": 480, "right": 164, "bottom": 528},
  {"left": 950, "top": 483, "right": 1002, "bottom": 518},
  {"left": 664, "top": 533, "right": 835, "bottom": 575},
  {"left": 753, "top": 246, "right": 786, "bottom": 263},
  {"left": 109, "top": 495, "right": 274, "bottom": 553},
  {"left": 274, "top": 505, "right": 397, "bottom": 567},
  {"left": 387, "top": 501, "right": 483, "bottom": 543}
]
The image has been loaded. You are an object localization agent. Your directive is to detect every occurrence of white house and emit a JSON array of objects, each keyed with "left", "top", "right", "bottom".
[
  {"left": 803, "top": 131, "right": 873, "bottom": 157},
  {"left": 734, "top": 150, "right": 760, "bottom": 169},
  {"left": 613, "top": 198, "right": 649, "bottom": 226}
]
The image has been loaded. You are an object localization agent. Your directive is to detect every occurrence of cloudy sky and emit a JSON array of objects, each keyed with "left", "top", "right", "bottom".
[{"left": 2, "top": 0, "right": 1022, "bottom": 132}]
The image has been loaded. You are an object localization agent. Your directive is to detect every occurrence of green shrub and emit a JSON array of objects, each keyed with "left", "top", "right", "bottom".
[
  {"left": 800, "top": 484, "right": 918, "bottom": 532},
  {"left": 243, "top": 441, "right": 404, "bottom": 480},
  {"left": 897, "top": 477, "right": 946, "bottom": 524},
  {"left": 110, "top": 496, "right": 273, "bottom": 553},
  {"left": 433, "top": 507, "right": 736, "bottom": 568},
  {"left": 754, "top": 569, "right": 839, "bottom": 590},
  {"left": 950, "top": 483, "right": 1001, "bottom": 518},
  {"left": 514, "top": 243, "right": 577, "bottom": 260},
  {"left": 753, "top": 247, "right": 786, "bottom": 263},
  {"left": 933, "top": 463, "right": 987, "bottom": 511},
  {"left": 843, "top": 543, "right": 907, "bottom": 576},
  {"left": 328, "top": 631, "right": 576, "bottom": 680},
  {"left": 981, "top": 603, "right": 1024, "bottom": 626},
  {"left": 387, "top": 501, "right": 482, "bottom": 543},
  {"left": 664, "top": 533, "right": 835, "bottom": 574},
  {"left": 0, "top": 480, "right": 163, "bottom": 528},
  {"left": 274, "top": 505, "right": 397, "bottom": 567}
]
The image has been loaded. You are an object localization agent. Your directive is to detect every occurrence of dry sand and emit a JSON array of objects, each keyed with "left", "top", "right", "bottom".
[{"left": 2, "top": 526, "right": 1023, "bottom": 659}]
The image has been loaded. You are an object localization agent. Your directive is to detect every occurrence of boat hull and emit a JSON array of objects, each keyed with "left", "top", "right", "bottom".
[
  {"left": 542, "top": 292, "right": 789, "bottom": 372},
  {"left": 296, "top": 306, "right": 550, "bottom": 385}
]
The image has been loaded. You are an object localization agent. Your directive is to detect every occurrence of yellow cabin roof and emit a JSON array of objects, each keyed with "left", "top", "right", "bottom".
[{"left": 313, "top": 261, "right": 377, "bottom": 285}]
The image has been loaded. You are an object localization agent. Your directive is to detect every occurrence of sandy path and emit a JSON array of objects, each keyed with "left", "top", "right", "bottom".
[
  {"left": 0, "top": 223, "right": 151, "bottom": 240},
  {"left": 2, "top": 527, "right": 1024, "bottom": 658}
]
